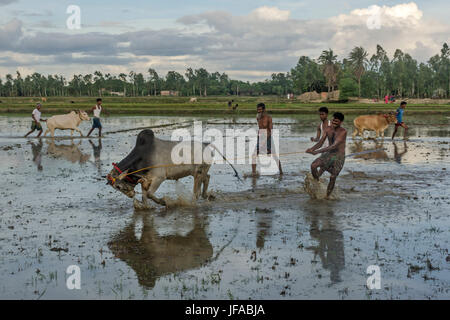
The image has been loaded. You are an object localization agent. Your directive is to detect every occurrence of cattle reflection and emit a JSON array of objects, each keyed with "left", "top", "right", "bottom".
[
  {"left": 45, "top": 140, "right": 90, "bottom": 164},
  {"left": 108, "top": 210, "right": 213, "bottom": 289},
  {"left": 350, "top": 140, "right": 389, "bottom": 161},
  {"left": 29, "top": 139, "right": 43, "bottom": 171},
  {"left": 305, "top": 204, "right": 345, "bottom": 284}
]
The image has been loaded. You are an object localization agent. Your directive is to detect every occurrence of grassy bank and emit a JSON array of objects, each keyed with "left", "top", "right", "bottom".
[{"left": 1, "top": 96, "right": 449, "bottom": 115}]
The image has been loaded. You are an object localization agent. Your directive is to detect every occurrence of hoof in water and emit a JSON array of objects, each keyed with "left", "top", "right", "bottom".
[{"left": 133, "top": 199, "right": 150, "bottom": 210}]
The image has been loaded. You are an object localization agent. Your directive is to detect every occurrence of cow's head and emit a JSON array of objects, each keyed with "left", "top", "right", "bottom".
[
  {"left": 384, "top": 112, "right": 397, "bottom": 124},
  {"left": 107, "top": 165, "right": 136, "bottom": 198},
  {"left": 75, "top": 110, "right": 90, "bottom": 121}
]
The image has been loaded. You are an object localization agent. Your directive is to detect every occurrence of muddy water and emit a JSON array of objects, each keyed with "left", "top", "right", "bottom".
[{"left": 0, "top": 114, "right": 449, "bottom": 299}]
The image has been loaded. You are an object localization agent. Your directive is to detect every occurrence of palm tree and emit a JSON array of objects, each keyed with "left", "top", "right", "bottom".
[
  {"left": 148, "top": 68, "right": 159, "bottom": 96},
  {"left": 119, "top": 73, "right": 127, "bottom": 96},
  {"left": 348, "top": 46, "right": 369, "bottom": 97},
  {"left": 318, "top": 49, "right": 338, "bottom": 92},
  {"left": 185, "top": 67, "right": 196, "bottom": 96},
  {"left": 83, "top": 74, "right": 93, "bottom": 96}
]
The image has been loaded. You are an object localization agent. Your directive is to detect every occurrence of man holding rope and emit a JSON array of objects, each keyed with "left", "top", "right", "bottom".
[
  {"left": 252, "top": 103, "right": 283, "bottom": 176},
  {"left": 306, "top": 112, "right": 347, "bottom": 198},
  {"left": 25, "top": 103, "right": 46, "bottom": 138},
  {"left": 311, "top": 106, "right": 331, "bottom": 143}
]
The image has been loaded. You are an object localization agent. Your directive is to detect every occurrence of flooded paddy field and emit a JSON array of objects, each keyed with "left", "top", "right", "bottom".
[{"left": 0, "top": 114, "right": 449, "bottom": 299}]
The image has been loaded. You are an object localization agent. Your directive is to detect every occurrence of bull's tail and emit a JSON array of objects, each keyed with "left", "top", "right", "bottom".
[{"left": 206, "top": 144, "right": 242, "bottom": 182}]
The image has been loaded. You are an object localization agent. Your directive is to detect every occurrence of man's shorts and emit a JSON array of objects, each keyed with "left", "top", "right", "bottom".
[
  {"left": 395, "top": 122, "right": 405, "bottom": 127},
  {"left": 31, "top": 121, "right": 42, "bottom": 131},
  {"left": 92, "top": 117, "right": 102, "bottom": 129},
  {"left": 257, "top": 135, "right": 271, "bottom": 155},
  {"left": 317, "top": 152, "right": 345, "bottom": 176}
]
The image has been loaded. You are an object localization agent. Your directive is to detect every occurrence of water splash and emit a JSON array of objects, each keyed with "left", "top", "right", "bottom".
[
  {"left": 303, "top": 172, "right": 339, "bottom": 200},
  {"left": 162, "top": 181, "right": 195, "bottom": 208}
]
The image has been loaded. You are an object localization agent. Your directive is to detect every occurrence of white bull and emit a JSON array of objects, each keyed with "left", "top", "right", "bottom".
[
  {"left": 44, "top": 110, "right": 90, "bottom": 137},
  {"left": 107, "top": 129, "right": 240, "bottom": 209}
]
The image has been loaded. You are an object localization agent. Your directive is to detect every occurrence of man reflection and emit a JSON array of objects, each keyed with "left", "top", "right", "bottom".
[
  {"left": 256, "top": 208, "right": 273, "bottom": 249},
  {"left": 393, "top": 141, "right": 408, "bottom": 164},
  {"left": 306, "top": 206, "right": 345, "bottom": 283},
  {"left": 30, "top": 139, "right": 43, "bottom": 171},
  {"left": 89, "top": 138, "right": 102, "bottom": 172}
]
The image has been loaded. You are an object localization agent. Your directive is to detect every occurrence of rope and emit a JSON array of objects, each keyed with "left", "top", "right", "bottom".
[
  {"left": 114, "top": 148, "right": 385, "bottom": 179},
  {"left": 104, "top": 120, "right": 193, "bottom": 135}
]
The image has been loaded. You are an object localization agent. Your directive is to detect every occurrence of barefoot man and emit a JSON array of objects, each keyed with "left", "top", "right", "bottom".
[
  {"left": 87, "top": 98, "right": 109, "bottom": 137},
  {"left": 306, "top": 112, "right": 347, "bottom": 198},
  {"left": 311, "top": 106, "right": 331, "bottom": 143},
  {"left": 392, "top": 101, "right": 408, "bottom": 140},
  {"left": 252, "top": 103, "right": 283, "bottom": 176},
  {"left": 25, "top": 103, "right": 46, "bottom": 138}
]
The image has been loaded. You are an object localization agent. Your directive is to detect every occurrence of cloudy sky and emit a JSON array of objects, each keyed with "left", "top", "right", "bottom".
[{"left": 0, "top": 0, "right": 449, "bottom": 81}]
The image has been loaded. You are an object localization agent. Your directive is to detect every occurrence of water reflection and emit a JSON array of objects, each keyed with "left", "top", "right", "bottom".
[
  {"left": 393, "top": 141, "right": 408, "bottom": 164},
  {"left": 89, "top": 139, "right": 102, "bottom": 172},
  {"left": 305, "top": 204, "right": 345, "bottom": 284},
  {"left": 29, "top": 139, "right": 43, "bottom": 171},
  {"left": 108, "top": 210, "right": 213, "bottom": 289},
  {"left": 46, "top": 140, "right": 90, "bottom": 164},
  {"left": 255, "top": 208, "right": 273, "bottom": 250},
  {"left": 350, "top": 140, "right": 389, "bottom": 161}
]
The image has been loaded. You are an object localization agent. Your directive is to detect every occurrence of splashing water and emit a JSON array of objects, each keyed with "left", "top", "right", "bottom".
[
  {"left": 162, "top": 181, "right": 195, "bottom": 208},
  {"left": 303, "top": 172, "right": 339, "bottom": 200}
]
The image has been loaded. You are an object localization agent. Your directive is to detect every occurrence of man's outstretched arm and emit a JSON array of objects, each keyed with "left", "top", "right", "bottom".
[
  {"left": 307, "top": 131, "right": 327, "bottom": 153},
  {"left": 313, "top": 130, "right": 345, "bottom": 154}
]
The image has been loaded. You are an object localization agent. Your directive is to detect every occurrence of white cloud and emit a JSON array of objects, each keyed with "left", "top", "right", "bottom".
[
  {"left": 328, "top": 2, "right": 448, "bottom": 58},
  {"left": 342, "top": 2, "right": 423, "bottom": 28},
  {"left": 249, "top": 6, "right": 291, "bottom": 21},
  {"left": 0, "top": 3, "right": 449, "bottom": 81}
]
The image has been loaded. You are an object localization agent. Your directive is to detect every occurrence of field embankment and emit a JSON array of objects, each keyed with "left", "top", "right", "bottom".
[{"left": 1, "top": 96, "right": 449, "bottom": 115}]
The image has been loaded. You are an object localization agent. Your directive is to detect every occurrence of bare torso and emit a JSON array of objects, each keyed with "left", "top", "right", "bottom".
[
  {"left": 257, "top": 113, "right": 272, "bottom": 135},
  {"left": 325, "top": 126, "right": 347, "bottom": 155}
]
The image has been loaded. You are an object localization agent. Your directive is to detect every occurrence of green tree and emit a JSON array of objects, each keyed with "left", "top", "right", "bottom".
[
  {"left": 339, "top": 77, "right": 358, "bottom": 101},
  {"left": 318, "top": 49, "right": 339, "bottom": 92},
  {"left": 348, "top": 46, "right": 369, "bottom": 97},
  {"left": 147, "top": 68, "right": 159, "bottom": 96}
]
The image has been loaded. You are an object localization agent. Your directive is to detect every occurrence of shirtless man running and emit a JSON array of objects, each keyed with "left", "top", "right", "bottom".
[
  {"left": 306, "top": 112, "right": 347, "bottom": 198},
  {"left": 252, "top": 103, "right": 283, "bottom": 176}
]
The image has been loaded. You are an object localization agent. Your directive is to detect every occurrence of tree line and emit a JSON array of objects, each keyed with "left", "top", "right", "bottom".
[{"left": 1, "top": 43, "right": 449, "bottom": 99}]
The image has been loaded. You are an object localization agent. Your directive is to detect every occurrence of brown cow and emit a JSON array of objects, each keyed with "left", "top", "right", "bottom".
[{"left": 353, "top": 113, "right": 397, "bottom": 139}]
